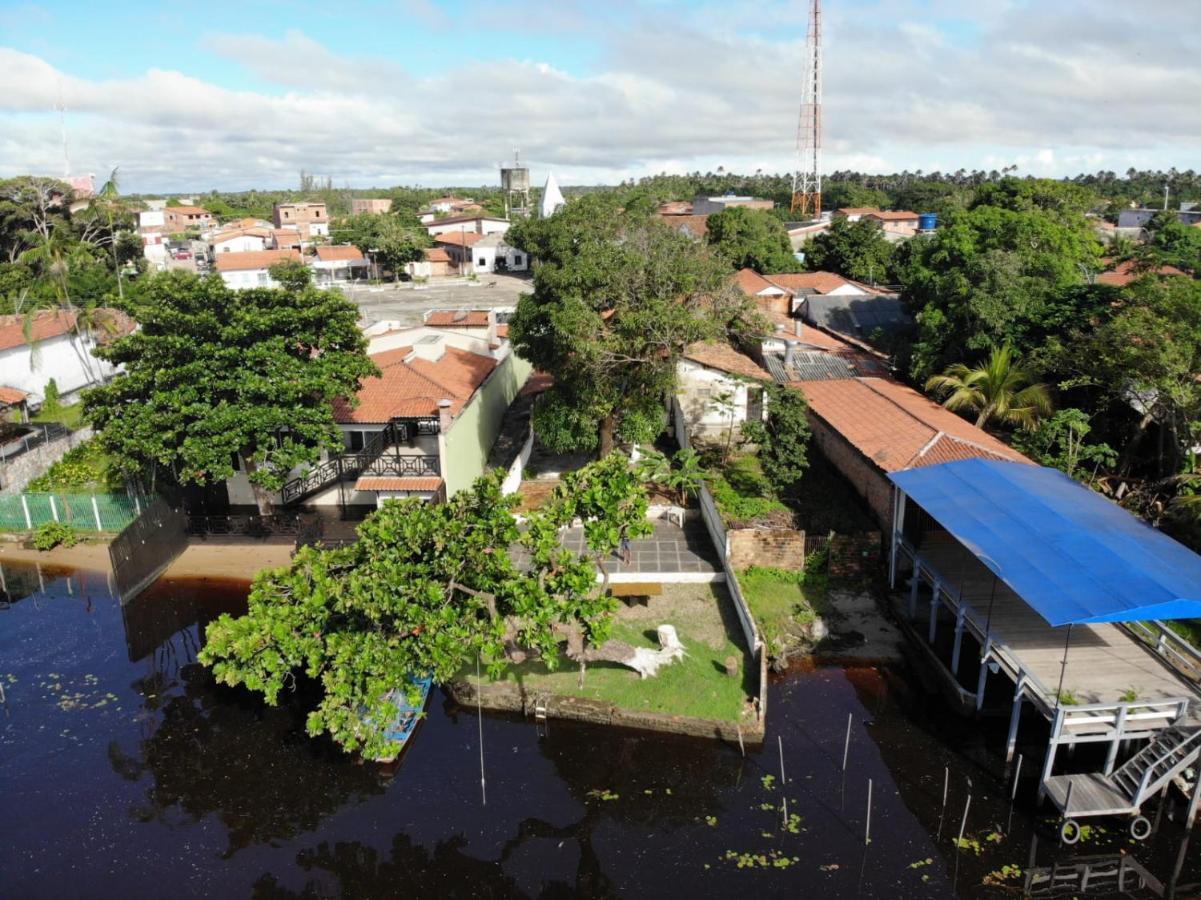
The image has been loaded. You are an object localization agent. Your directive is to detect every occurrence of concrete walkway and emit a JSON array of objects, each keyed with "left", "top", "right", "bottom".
[{"left": 548, "top": 520, "right": 721, "bottom": 576}]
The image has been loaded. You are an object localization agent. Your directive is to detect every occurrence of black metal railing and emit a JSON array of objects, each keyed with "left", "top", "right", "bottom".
[
  {"left": 279, "top": 419, "right": 442, "bottom": 505},
  {"left": 187, "top": 514, "right": 303, "bottom": 537}
]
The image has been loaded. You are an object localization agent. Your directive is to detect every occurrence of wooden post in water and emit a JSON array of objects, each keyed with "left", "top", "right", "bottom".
[
  {"left": 957, "top": 793, "right": 972, "bottom": 849},
  {"left": 951, "top": 605, "right": 966, "bottom": 674},
  {"left": 476, "top": 654, "right": 487, "bottom": 806},
  {"left": 778, "top": 735, "right": 787, "bottom": 786},
  {"left": 1011, "top": 755, "right": 1023, "bottom": 801},
  {"left": 842, "top": 714, "right": 853, "bottom": 772},
  {"left": 1006, "top": 676, "right": 1027, "bottom": 763},
  {"left": 865, "top": 778, "right": 873, "bottom": 845}
]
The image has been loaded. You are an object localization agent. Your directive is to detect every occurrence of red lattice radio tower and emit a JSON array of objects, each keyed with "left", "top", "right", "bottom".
[{"left": 791, "top": 0, "right": 822, "bottom": 218}]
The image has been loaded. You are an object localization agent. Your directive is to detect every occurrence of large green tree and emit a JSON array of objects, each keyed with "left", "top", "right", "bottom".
[
  {"left": 704, "top": 206, "right": 798, "bottom": 274},
  {"left": 1059, "top": 276, "right": 1201, "bottom": 476},
  {"left": 200, "top": 456, "right": 652, "bottom": 759},
  {"left": 740, "top": 384, "right": 812, "bottom": 493},
  {"left": 330, "top": 211, "right": 430, "bottom": 276},
  {"left": 803, "top": 217, "right": 895, "bottom": 284},
  {"left": 83, "top": 271, "right": 377, "bottom": 512},
  {"left": 898, "top": 179, "right": 1103, "bottom": 381},
  {"left": 508, "top": 193, "right": 756, "bottom": 455}
]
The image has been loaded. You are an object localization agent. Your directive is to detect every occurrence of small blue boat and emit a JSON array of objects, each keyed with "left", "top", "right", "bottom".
[{"left": 368, "top": 676, "right": 433, "bottom": 764}]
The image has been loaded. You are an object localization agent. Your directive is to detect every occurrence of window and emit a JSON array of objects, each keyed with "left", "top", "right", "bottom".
[
  {"left": 284, "top": 211, "right": 290, "bottom": 218},
  {"left": 477, "top": 258, "right": 486, "bottom": 266},
  {"left": 347, "top": 431, "right": 365, "bottom": 451},
  {"left": 257, "top": 272, "right": 269, "bottom": 285}
]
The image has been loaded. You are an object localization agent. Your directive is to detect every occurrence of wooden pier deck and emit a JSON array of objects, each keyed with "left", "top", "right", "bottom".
[{"left": 905, "top": 537, "right": 1199, "bottom": 713}]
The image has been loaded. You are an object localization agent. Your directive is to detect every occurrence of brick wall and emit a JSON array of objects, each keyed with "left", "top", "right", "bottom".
[
  {"left": 806, "top": 413, "right": 893, "bottom": 528},
  {"left": 728, "top": 527, "right": 807, "bottom": 570}
]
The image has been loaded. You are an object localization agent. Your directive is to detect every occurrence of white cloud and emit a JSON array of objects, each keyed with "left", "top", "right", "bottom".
[{"left": 0, "top": 0, "right": 1198, "bottom": 192}]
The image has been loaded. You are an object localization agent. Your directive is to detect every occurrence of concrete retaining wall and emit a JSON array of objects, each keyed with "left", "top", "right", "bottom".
[
  {"left": 449, "top": 677, "right": 765, "bottom": 744},
  {"left": 500, "top": 427, "right": 534, "bottom": 496},
  {"left": 0, "top": 426, "right": 93, "bottom": 494}
]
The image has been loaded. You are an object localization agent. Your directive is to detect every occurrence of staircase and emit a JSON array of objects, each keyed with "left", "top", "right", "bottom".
[{"left": 1111, "top": 724, "right": 1201, "bottom": 807}]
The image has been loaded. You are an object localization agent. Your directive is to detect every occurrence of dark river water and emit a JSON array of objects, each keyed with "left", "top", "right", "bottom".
[{"left": 1, "top": 561, "right": 1197, "bottom": 898}]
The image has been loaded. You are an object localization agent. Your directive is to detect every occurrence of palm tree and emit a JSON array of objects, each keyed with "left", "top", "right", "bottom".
[
  {"left": 94, "top": 167, "right": 124, "bottom": 300},
  {"left": 925, "top": 344, "right": 1053, "bottom": 430},
  {"left": 662, "top": 449, "right": 704, "bottom": 507}
]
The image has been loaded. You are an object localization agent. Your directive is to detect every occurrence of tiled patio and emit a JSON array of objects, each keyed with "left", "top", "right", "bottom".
[{"left": 511, "top": 520, "right": 721, "bottom": 575}]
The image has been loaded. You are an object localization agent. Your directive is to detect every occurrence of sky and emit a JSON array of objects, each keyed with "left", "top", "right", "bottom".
[{"left": 0, "top": 0, "right": 1198, "bottom": 193}]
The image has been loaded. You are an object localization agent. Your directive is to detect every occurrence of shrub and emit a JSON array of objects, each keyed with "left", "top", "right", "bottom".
[
  {"left": 33, "top": 521, "right": 78, "bottom": 551},
  {"left": 26, "top": 439, "right": 122, "bottom": 492},
  {"left": 43, "top": 378, "right": 61, "bottom": 414},
  {"left": 704, "top": 452, "right": 790, "bottom": 525}
]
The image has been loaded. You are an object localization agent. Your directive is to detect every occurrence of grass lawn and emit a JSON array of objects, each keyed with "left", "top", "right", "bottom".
[
  {"left": 32, "top": 402, "right": 86, "bottom": 430},
  {"left": 472, "top": 583, "right": 755, "bottom": 722},
  {"left": 737, "top": 567, "right": 828, "bottom": 654}
]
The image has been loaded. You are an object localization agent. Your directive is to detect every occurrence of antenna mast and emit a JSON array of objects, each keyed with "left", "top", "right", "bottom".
[
  {"left": 790, "top": 0, "right": 822, "bottom": 219},
  {"left": 57, "top": 80, "right": 70, "bottom": 178}
]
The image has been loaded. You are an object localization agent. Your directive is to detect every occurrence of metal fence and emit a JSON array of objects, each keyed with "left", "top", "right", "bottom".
[
  {"left": 0, "top": 490, "right": 141, "bottom": 532},
  {"left": 109, "top": 494, "right": 189, "bottom": 605}
]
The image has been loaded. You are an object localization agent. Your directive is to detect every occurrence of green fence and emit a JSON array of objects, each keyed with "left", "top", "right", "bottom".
[{"left": 0, "top": 491, "right": 141, "bottom": 532}]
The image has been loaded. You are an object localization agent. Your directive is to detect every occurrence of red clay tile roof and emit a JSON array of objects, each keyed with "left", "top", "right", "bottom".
[
  {"left": 315, "top": 245, "right": 366, "bottom": 262},
  {"left": 355, "top": 476, "right": 443, "bottom": 492},
  {"left": 865, "top": 210, "right": 919, "bottom": 221},
  {"left": 797, "top": 377, "right": 1033, "bottom": 472},
  {"left": 0, "top": 386, "right": 28, "bottom": 404},
  {"left": 429, "top": 214, "right": 508, "bottom": 227},
  {"left": 214, "top": 249, "right": 301, "bottom": 272},
  {"left": 658, "top": 201, "right": 694, "bottom": 215},
  {"left": 0, "top": 310, "right": 77, "bottom": 351},
  {"left": 425, "top": 310, "right": 491, "bottom": 327},
  {"left": 764, "top": 272, "right": 856, "bottom": 294},
  {"left": 334, "top": 344, "right": 497, "bottom": 424},
  {"left": 434, "top": 232, "right": 485, "bottom": 248},
  {"left": 655, "top": 214, "right": 709, "bottom": 237},
  {"left": 212, "top": 228, "right": 271, "bottom": 243},
  {"left": 734, "top": 268, "right": 785, "bottom": 296},
  {"left": 497, "top": 323, "right": 509, "bottom": 338},
  {"left": 684, "top": 342, "right": 771, "bottom": 381},
  {"left": 1096, "top": 258, "right": 1187, "bottom": 286},
  {"left": 167, "top": 206, "right": 210, "bottom": 216},
  {"left": 424, "top": 248, "right": 452, "bottom": 263},
  {"left": 834, "top": 207, "right": 880, "bottom": 216},
  {"left": 520, "top": 371, "right": 553, "bottom": 397}
]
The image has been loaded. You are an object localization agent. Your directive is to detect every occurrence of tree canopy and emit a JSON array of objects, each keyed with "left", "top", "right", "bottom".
[
  {"left": 330, "top": 211, "right": 430, "bottom": 276},
  {"left": 897, "top": 180, "right": 1103, "bottom": 381},
  {"left": 508, "top": 193, "right": 757, "bottom": 454},
  {"left": 704, "top": 206, "right": 798, "bottom": 274},
  {"left": 803, "top": 217, "right": 896, "bottom": 284},
  {"left": 83, "top": 271, "right": 377, "bottom": 511},
  {"left": 200, "top": 455, "right": 652, "bottom": 759}
]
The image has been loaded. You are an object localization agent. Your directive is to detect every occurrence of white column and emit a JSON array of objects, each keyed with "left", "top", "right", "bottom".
[{"left": 91, "top": 496, "right": 103, "bottom": 532}]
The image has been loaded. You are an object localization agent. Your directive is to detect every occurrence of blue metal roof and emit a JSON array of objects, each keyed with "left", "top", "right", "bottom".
[{"left": 890, "top": 459, "right": 1201, "bottom": 626}]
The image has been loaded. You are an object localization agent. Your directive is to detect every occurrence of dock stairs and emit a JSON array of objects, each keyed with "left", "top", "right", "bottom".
[
  {"left": 1111, "top": 724, "right": 1201, "bottom": 807},
  {"left": 1044, "top": 720, "right": 1201, "bottom": 839}
]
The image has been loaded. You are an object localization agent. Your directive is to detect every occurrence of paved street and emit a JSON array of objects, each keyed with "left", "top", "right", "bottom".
[{"left": 340, "top": 273, "right": 533, "bottom": 327}]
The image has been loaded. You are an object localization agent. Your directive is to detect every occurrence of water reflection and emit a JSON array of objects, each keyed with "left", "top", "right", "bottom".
[
  {"left": 107, "top": 662, "right": 385, "bottom": 858},
  {"left": 252, "top": 834, "right": 526, "bottom": 899}
]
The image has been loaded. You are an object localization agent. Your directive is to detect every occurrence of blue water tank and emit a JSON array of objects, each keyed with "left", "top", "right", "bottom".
[{"left": 918, "top": 212, "right": 938, "bottom": 231}]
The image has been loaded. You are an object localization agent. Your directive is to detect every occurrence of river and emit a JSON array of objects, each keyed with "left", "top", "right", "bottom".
[{"left": 0, "top": 561, "right": 1196, "bottom": 898}]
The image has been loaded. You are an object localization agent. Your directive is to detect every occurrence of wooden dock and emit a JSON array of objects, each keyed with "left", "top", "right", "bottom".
[{"left": 910, "top": 536, "right": 1199, "bottom": 711}]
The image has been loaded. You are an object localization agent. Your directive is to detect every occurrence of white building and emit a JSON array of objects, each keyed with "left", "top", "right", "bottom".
[
  {"left": 467, "top": 233, "right": 528, "bottom": 274},
  {"left": 540, "top": 173, "right": 566, "bottom": 218},
  {"left": 214, "top": 249, "right": 302, "bottom": 289},
  {"left": 426, "top": 215, "right": 510, "bottom": 238},
  {"left": 676, "top": 342, "right": 770, "bottom": 443},
  {"left": 211, "top": 228, "right": 271, "bottom": 254},
  {"left": 311, "top": 245, "right": 368, "bottom": 284},
  {"left": 137, "top": 209, "right": 165, "bottom": 231},
  {"left": 0, "top": 309, "right": 132, "bottom": 405}
]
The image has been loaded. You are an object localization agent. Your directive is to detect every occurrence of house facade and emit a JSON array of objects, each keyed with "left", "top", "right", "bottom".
[
  {"left": 273, "top": 203, "right": 330, "bottom": 239},
  {"left": 425, "top": 215, "right": 511, "bottom": 238},
  {"left": 214, "top": 249, "right": 302, "bottom": 289},
  {"left": 223, "top": 326, "right": 533, "bottom": 510},
  {"left": 211, "top": 228, "right": 271, "bottom": 254},
  {"left": 351, "top": 198, "right": 392, "bottom": 215},
  {"left": 311, "top": 245, "right": 368, "bottom": 283},
  {"left": 0, "top": 309, "right": 131, "bottom": 405},
  {"left": 676, "top": 342, "right": 771, "bottom": 444},
  {"left": 164, "top": 206, "right": 214, "bottom": 232}
]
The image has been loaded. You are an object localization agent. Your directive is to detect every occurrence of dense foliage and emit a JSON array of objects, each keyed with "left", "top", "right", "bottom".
[
  {"left": 83, "top": 271, "right": 377, "bottom": 511},
  {"left": 200, "top": 456, "right": 651, "bottom": 759},
  {"left": 508, "top": 192, "right": 758, "bottom": 454},
  {"left": 740, "top": 384, "right": 812, "bottom": 493},
  {"left": 803, "top": 217, "right": 896, "bottom": 284},
  {"left": 704, "top": 206, "right": 797, "bottom": 274}
]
